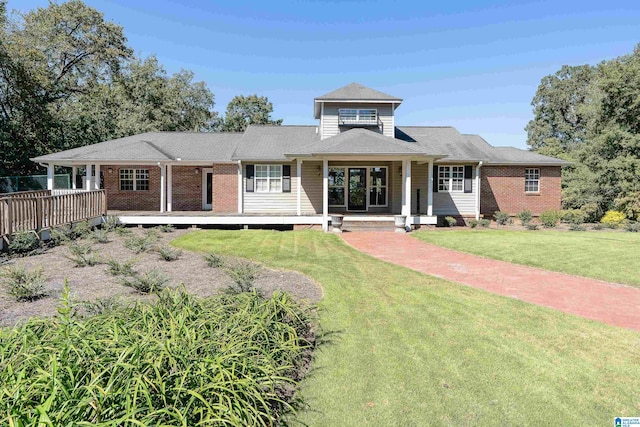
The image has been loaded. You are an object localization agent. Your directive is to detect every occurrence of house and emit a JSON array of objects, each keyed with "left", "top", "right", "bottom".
[{"left": 31, "top": 83, "right": 568, "bottom": 230}]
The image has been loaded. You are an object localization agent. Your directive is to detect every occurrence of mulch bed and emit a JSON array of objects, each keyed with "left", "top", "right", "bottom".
[{"left": 0, "top": 227, "right": 322, "bottom": 328}]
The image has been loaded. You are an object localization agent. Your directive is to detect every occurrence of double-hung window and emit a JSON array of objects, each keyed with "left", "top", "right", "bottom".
[
  {"left": 438, "top": 166, "right": 464, "bottom": 192},
  {"left": 255, "top": 165, "right": 282, "bottom": 193},
  {"left": 525, "top": 168, "right": 540, "bottom": 193},
  {"left": 369, "top": 167, "right": 387, "bottom": 206},
  {"left": 119, "top": 168, "right": 149, "bottom": 191}
]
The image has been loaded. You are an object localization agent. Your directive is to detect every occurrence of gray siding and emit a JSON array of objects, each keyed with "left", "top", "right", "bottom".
[
  {"left": 411, "top": 162, "right": 429, "bottom": 214},
  {"left": 300, "top": 161, "right": 322, "bottom": 214},
  {"left": 321, "top": 102, "right": 395, "bottom": 139},
  {"left": 391, "top": 161, "right": 402, "bottom": 213},
  {"left": 432, "top": 164, "right": 477, "bottom": 215}
]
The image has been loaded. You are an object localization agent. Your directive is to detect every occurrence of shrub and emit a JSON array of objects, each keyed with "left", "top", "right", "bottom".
[
  {"left": 494, "top": 211, "right": 510, "bottom": 226},
  {"left": 480, "top": 219, "right": 491, "bottom": 228},
  {"left": 517, "top": 209, "right": 532, "bottom": 226},
  {"left": 204, "top": 252, "right": 225, "bottom": 268},
  {"left": 469, "top": 219, "right": 478, "bottom": 228},
  {"left": 121, "top": 269, "right": 169, "bottom": 294},
  {"left": 90, "top": 229, "right": 110, "bottom": 244},
  {"left": 83, "top": 296, "right": 122, "bottom": 316},
  {"left": 106, "top": 258, "right": 137, "bottom": 277},
  {"left": 526, "top": 224, "right": 539, "bottom": 231},
  {"left": 539, "top": 209, "right": 561, "bottom": 228},
  {"left": 66, "top": 242, "right": 101, "bottom": 267},
  {"left": 561, "top": 209, "right": 585, "bottom": 225},
  {"left": 624, "top": 222, "right": 640, "bottom": 233},
  {"left": 444, "top": 216, "right": 457, "bottom": 227},
  {"left": 225, "top": 262, "right": 260, "bottom": 294},
  {"left": 158, "top": 246, "right": 181, "bottom": 261},
  {"left": 592, "top": 223, "right": 604, "bottom": 230},
  {"left": 102, "top": 215, "right": 121, "bottom": 232},
  {"left": 114, "top": 226, "right": 132, "bottom": 236},
  {"left": 124, "top": 233, "right": 157, "bottom": 254},
  {"left": 50, "top": 225, "right": 76, "bottom": 246},
  {"left": 156, "top": 224, "right": 175, "bottom": 233},
  {"left": 8, "top": 230, "right": 41, "bottom": 255},
  {"left": 601, "top": 210, "right": 627, "bottom": 228},
  {"left": 568, "top": 223, "right": 586, "bottom": 231},
  {"left": 0, "top": 265, "right": 47, "bottom": 301},
  {"left": 72, "top": 220, "right": 93, "bottom": 239}
]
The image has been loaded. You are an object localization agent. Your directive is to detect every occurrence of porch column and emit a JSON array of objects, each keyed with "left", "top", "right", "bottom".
[
  {"left": 85, "top": 163, "right": 92, "bottom": 192},
  {"left": 322, "top": 159, "right": 328, "bottom": 231},
  {"left": 475, "top": 162, "right": 483, "bottom": 220},
  {"left": 72, "top": 166, "right": 77, "bottom": 190},
  {"left": 166, "top": 164, "right": 173, "bottom": 212},
  {"left": 237, "top": 161, "right": 243, "bottom": 214},
  {"left": 427, "top": 159, "right": 434, "bottom": 216},
  {"left": 159, "top": 164, "right": 166, "bottom": 213},
  {"left": 93, "top": 164, "right": 100, "bottom": 190},
  {"left": 401, "top": 159, "right": 412, "bottom": 218},
  {"left": 296, "top": 158, "right": 302, "bottom": 216},
  {"left": 46, "top": 164, "right": 54, "bottom": 190}
]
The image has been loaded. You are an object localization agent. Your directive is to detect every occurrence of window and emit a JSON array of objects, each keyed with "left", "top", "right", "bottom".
[
  {"left": 255, "top": 165, "right": 282, "bottom": 193},
  {"left": 338, "top": 108, "right": 378, "bottom": 125},
  {"left": 368, "top": 167, "right": 387, "bottom": 206},
  {"left": 525, "top": 168, "right": 540, "bottom": 193},
  {"left": 119, "top": 168, "right": 149, "bottom": 191},
  {"left": 328, "top": 167, "right": 345, "bottom": 206},
  {"left": 438, "top": 166, "right": 464, "bottom": 192}
]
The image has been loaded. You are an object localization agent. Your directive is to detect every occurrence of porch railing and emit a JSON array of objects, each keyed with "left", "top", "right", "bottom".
[{"left": 0, "top": 190, "right": 106, "bottom": 239}]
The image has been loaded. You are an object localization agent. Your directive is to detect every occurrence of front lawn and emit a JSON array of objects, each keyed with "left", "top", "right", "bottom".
[
  {"left": 173, "top": 230, "right": 640, "bottom": 425},
  {"left": 413, "top": 229, "right": 640, "bottom": 287}
]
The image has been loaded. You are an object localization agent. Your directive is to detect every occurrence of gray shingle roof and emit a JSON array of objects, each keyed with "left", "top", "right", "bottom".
[
  {"left": 288, "top": 128, "right": 428, "bottom": 156},
  {"left": 231, "top": 125, "right": 319, "bottom": 161},
  {"left": 32, "top": 132, "right": 242, "bottom": 163},
  {"left": 396, "top": 127, "right": 489, "bottom": 162},
  {"left": 315, "top": 83, "right": 402, "bottom": 102}
]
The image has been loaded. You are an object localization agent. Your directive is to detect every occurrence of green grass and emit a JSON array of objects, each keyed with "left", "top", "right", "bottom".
[
  {"left": 173, "top": 230, "right": 640, "bottom": 425},
  {"left": 413, "top": 229, "right": 640, "bottom": 287}
]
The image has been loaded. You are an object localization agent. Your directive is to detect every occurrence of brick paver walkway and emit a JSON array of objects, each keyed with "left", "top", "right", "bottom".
[{"left": 342, "top": 231, "right": 640, "bottom": 331}]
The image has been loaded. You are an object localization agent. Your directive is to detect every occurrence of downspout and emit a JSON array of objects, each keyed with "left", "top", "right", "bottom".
[{"left": 475, "top": 161, "right": 483, "bottom": 221}]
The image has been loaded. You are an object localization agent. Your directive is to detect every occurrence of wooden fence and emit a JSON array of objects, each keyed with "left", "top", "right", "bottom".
[{"left": 0, "top": 190, "right": 106, "bottom": 239}]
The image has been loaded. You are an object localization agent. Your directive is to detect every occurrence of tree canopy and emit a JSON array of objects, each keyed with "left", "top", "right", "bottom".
[
  {"left": 221, "top": 94, "right": 283, "bottom": 133},
  {"left": 526, "top": 44, "right": 640, "bottom": 220}
]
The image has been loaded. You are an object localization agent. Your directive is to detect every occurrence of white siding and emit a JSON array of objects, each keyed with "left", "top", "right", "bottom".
[{"left": 321, "top": 102, "right": 395, "bottom": 139}]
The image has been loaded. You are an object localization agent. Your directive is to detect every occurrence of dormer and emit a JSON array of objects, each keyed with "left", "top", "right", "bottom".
[{"left": 314, "top": 83, "right": 402, "bottom": 140}]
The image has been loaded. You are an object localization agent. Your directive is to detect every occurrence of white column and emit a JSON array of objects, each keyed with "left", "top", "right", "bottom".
[
  {"left": 475, "top": 162, "right": 483, "bottom": 221},
  {"left": 93, "top": 164, "right": 100, "bottom": 190},
  {"left": 46, "top": 164, "right": 54, "bottom": 190},
  {"left": 85, "top": 163, "right": 92, "bottom": 192},
  {"left": 401, "top": 159, "right": 411, "bottom": 218},
  {"left": 159, "top": 164, "right": 166, "bottom": 213},
  {"left": 72, "top": 166, "right": 77, "bottom": 190},
  {"left": 237, "top": 161, "right": 243, "bottom": 214},
  {"left": 427, "top": 159, "right": 434, "bottom": 216},
  {"left": 167, "top": 164, "right": 173, "bottom": 212},
  {"left": 296, "top": 158, "right": 302, "bottom": 216},
  {"left": 322, "top": 159, "right": 328, "bottom": 232}
]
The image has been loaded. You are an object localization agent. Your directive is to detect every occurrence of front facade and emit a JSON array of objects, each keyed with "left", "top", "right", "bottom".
[{"left": 32, "top": 83, "right": 568, "bottom": 229}]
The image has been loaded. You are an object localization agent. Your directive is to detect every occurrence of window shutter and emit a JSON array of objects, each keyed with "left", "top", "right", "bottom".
[
  {"left": 282, "top": 165, "right": 291, "bottom": 193},
  {"left": 464, "top": 165, "right": 473, "bottom": 193},
  {"left": 432, "top": 165, "right": 438, "bottom": 193},
  {"left": 246, "top": 164, "right": 254, "bottom": 193}
]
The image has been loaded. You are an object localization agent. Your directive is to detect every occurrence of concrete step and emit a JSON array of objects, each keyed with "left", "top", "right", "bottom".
[{"left": 340, "top": 220, "right": 396, "bottom": 232}]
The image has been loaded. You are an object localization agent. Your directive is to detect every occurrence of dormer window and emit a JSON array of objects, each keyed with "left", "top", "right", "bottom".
[{"left": 339, "top": 108, "right": 378, "bottom": 126}]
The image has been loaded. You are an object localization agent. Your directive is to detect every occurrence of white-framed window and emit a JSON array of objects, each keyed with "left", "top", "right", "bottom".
[
  {"left": 338, "top": 108, "right": 378, "bottom": 124},
  {"left": 255, "top": 165, "right": 282, "bottom": 193},
  {"left": 525, "top": 168, "right": 540, "bottom": 193},
  {"left": 368, "top": 167, "right": 387, "bottom": 206},
  {"left": 438, "top": 166, "right": 464, "bottom": 192},
  {"left": 328, "top": 167, "right": 346, "bottom": 206},
  {"left": 119, "top": 168, "right": 149, "bottom": 191}
]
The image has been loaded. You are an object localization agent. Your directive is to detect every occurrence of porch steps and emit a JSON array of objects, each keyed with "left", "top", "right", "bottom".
[{"left": 339, "top": 220, "right": 396, "bottom": 232}]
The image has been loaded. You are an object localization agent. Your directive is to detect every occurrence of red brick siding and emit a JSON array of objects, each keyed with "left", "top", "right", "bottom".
[
  {"left": 172, "top": 166, "right": 202, "bottom": 211},
  {"left": 212, "top": 164, "right": 238, "bottom": 213},
  {"left": 104, "top": 165, "right": 161, "bottom": 211},
  {"left": 480, "top": 166, "right": 562, "bottom": 217}
]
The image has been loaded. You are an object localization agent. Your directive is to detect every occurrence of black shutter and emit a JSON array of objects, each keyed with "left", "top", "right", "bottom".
[
  {"left": 464, "top": 165, "right": 473, "bottom": 193},
  {"left": 432, "top": 165, "right": 438, "bottom": 193},
  {"left": 282, "top": 165, "right": 291, "bottom": 193},
  {"left": 246, "top": 164, "right": 254, "bottom": 193}
]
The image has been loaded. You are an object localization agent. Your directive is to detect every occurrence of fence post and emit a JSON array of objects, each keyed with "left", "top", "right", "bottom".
[
  {"left": 35, "top": 197, "right": 43, "bottom": 232},
  {"left": 7, "top": 198, "right": 12, "bottom": 237},
  {"left": 102, "top": 190, "right": 107, "bottom": 216}
]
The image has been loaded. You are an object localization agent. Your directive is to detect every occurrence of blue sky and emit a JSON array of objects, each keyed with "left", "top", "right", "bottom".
[{"left": 11, "top": 0, "right": 640, "bottom": 148}]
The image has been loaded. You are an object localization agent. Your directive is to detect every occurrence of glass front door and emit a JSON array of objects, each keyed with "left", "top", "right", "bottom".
[
  {"left": 202, "top": 168, "right": 213, "bottom": 210},
  {"left": 347, "top": 168, "right": 366, "bottom": 211}
]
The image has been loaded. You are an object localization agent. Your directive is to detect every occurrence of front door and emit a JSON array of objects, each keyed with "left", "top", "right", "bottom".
[
  {"left": 202, "top": 168, "right": 213, "bottom": 210},
  {"left": 347, "top": 168, "right": 366, "bottom": 211}
]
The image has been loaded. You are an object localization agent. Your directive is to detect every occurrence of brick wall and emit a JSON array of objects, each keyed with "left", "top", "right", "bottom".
[
  {"left": 104, "top": 165, "right": 161, "bottom": 211},
  {"left": 212, "top": 164, "right": 238, "bottom": 213},
  {"left": 480, "top": 166, "right": 562, "bottom": 217},
  {"left": 172, "top": 166, "right": 202, "bottom": 211}
]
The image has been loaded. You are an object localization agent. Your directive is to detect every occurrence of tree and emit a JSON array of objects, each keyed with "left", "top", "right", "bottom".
[{"left": 221, "top": 94, "right": 282, "bottom": 132}]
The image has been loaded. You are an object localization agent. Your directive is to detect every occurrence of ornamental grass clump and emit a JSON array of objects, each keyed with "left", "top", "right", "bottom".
[
  {"left": 106, "top": 258, "right": 137, "bottom": 277},
  {"left": 204, "top": 251, "right": 225, "bottom": 268},
  {"left": 8, "top": 230, "right": 41, "bottom": 255},
  {"left": 124, "top": 232, "right": 157, "bottom": 254},
  {"left": 158, "top": 245, "right": 181, "bottom": 261},
  {"left": 65, "top": 241, "right": 101, "bottom": 267},
  {"left": 0, "top": 265, "right": 48, "bottom": 301},
  {"left": 225, "top": 261, "right": 261, "bottom": 294},
  {"left": 0, "top": 286, "right": 315, "bottom": 426},
  {"left": 90, "top": 229, "right": 110, "bottom": 244},
  {"left": 121, "top": 269, "right": 169, "bottom": 294}
]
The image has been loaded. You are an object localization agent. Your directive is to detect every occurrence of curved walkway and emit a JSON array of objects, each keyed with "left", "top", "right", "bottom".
[{"left": 342, "top": 231, "right": 640, "bottom": 331}]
